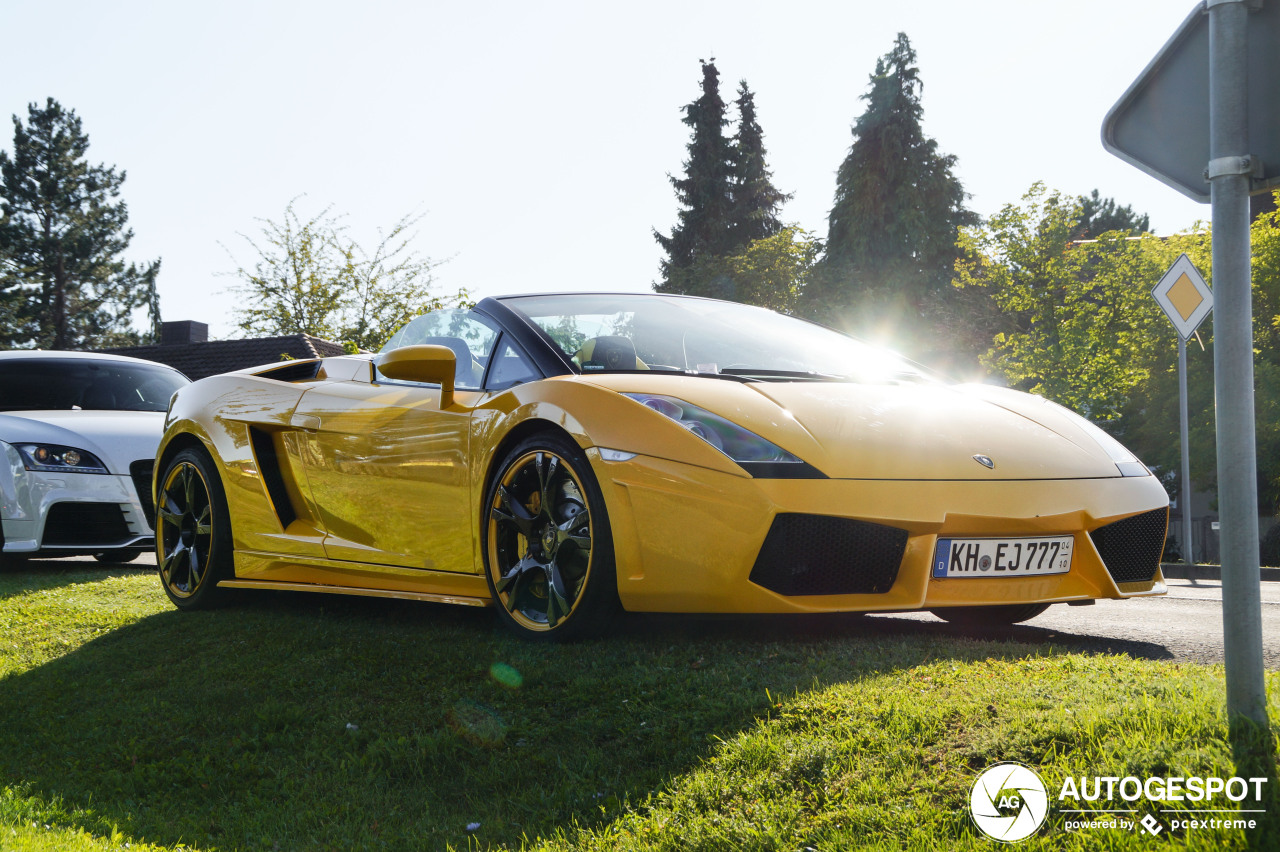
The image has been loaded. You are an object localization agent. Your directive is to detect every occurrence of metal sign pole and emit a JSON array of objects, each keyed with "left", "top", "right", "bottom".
[
  {"left": 1207, "top": 0, "right": 1268, "bottom": 728},
  {"left": 1179, "top": 334, "right": 1194, "bottom": 564}
]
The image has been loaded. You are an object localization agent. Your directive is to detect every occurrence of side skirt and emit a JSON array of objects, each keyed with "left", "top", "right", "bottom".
[{"left": 217, "top": 579, "right": 491, "bottom": 607}]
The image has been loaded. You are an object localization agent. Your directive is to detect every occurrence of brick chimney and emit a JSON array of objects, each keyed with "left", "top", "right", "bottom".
[{"left": 160, "top": 320, "right": 209, "bottom": 345}]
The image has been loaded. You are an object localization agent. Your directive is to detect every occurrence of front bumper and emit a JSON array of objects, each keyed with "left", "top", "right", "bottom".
[
  {"left": 1, "top": 443, "right": 153, "bottom": 556},
  {"left": 589, "top": 450, "right": 1169, "bottom": 614}
]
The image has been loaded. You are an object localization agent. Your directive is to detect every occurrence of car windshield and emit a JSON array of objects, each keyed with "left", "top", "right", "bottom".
[
  {"left": 500, "top": 293, "right": 931, "bottom": 383},
  {"left": 0, "top": 358, "right": 190, "bottom": 412}
]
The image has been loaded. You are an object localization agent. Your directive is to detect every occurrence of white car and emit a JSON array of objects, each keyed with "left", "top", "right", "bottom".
[{"left": 0, "top": 351, "right": 189, "bottom": 564}]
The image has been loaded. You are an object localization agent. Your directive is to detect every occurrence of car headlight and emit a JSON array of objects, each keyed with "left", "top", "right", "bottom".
[
  {"left": 15, "top": 443, "right": 110, "bottom": 474},
  {"left": 621, "top": 393, "right": 803, "bottom": 464},
  {"left": 1047, "top": 403, "right": 1149, "bottom": 477}
]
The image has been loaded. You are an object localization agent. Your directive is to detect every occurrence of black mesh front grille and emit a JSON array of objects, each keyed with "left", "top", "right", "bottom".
[
  {"left": 749, "top": 514, "right": 908, "bottom": 596},
  {"left": 1090, "top": 507, "right": 1169, "bottom": 584},
  {"left": 42, "top": 502, "right": 130, "bottom": 546},
  {"left": 130, "top": 459, "right": 155, "bottom": 528}
]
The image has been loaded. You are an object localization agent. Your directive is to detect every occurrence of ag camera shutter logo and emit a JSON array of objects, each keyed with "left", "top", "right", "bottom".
[{"left": 970, "top": 762, "right": 1050, "bottom": 842}]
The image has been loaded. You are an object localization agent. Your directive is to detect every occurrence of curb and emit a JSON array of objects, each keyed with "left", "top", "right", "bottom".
[{"left": 1160, "top": 562, "right": 1280, "bottom": 582}]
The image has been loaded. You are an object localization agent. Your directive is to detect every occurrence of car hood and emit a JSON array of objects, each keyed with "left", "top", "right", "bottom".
[
  {"left": 581, "top": 374, "right": 1127, "bottom": 480},
  {"left": 0, "top": 410, "right": 166, "bottom": 475},
  {"left": 745, "top": 381, "right": 1124, "bottom": 480}
]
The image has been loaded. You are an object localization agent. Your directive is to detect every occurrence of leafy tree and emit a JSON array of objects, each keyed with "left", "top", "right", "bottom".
[
  {"left": 964, "top": 184, "right": 1280, "bottom": 516},
  {"left": 1250, "top": 193, "right": 1280, "bottom": 357},
  {"left": 229, "top": 203, "right": 344, "bottom": 342},
  {"left": 954, "top": 183, "right": 1170, "bottom": 420},
  {"left": 227, "top": 199, "right": 462, "bottom": 351},
  {"left": 728, "top": 81, "right": 791, "bottom": 247},
  {"left": 655, "top": 60, "right": 736, "bottom": 290},
  {"left": 808, "top": 33, "right": 975, "bottom": 346},
  {"left": 0, "top": 98, "right": 160, "bottom": 349},
  {"left": 664, "top": 226, "right": 820, "bottom": 315},
  {"left": 1222, "top": 195, "right": 1279, "bottom": 511},
  {"left": 1096, "top": 229, "right": 1214, "bottom": 501},
  {"left": 1114, "top": 204, "right": 1280, "bottom": 516},
  {"left": 1075, "top": 189, "right": 1150, "bottom": 239}
]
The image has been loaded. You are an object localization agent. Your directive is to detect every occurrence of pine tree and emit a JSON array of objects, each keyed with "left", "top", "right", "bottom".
[
  {"left": 1075, "top": 189, "right": 1150, "bottom": 239},
  {"left": 0, "top": 98, "right": 159, "bottom": 349},
  {"left": 654, "top": 60, "right": 735, "bottom": 291},
  {"left": 729, "top": 81, "right": 791, "bottom": 246},
  {"left": 808, "top": 33, "right": 975, "bottom": 347}
]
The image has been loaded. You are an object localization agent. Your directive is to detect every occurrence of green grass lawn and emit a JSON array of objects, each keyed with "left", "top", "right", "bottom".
[{"left": 0, "top": 563, "right": 1277, "bottom": 851}]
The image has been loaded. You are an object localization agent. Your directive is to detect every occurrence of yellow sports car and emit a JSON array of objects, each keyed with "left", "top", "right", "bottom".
[{"left": 154, "top": 293, "right": 1169, "bottom": 640}]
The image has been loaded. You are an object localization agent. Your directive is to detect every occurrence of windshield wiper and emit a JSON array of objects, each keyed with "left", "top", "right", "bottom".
[
  {"left": 717, "top": 367, "right": 853, "bottom": 382},
  {"left": 579, "top": 366, "right": 753, "bottom": 382},
  {"left": 641, "top": 367, "right": 751, "bottom": 382}
]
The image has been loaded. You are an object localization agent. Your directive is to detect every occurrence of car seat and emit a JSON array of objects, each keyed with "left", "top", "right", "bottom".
[{"left": 576, "top": 336, "right": 648, "bottom": 370}]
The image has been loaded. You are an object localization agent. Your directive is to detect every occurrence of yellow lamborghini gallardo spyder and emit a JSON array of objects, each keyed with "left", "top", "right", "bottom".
[{"left": 154, "top": 293, "right": 1169, "bottom": 640}]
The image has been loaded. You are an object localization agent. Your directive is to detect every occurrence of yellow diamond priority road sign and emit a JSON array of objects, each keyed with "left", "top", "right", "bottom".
[{"left": 1152, "top": 253, "right": 1212, "bottom": 340}]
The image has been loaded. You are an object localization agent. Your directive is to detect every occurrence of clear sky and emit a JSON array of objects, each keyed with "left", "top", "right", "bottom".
[{"left": 1, "top": 0, "right": 1207, "bottom": 340}]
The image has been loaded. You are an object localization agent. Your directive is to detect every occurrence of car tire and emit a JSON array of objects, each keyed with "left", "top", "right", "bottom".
[
  {"left": 155, "top": 447, "right": 234, "bottom": 609},
  {"left": 93, "top": 549, "right": 142, "bottom": 564},
  {"left": 928, "top": 603, "right": 1051, "bottom": 626},
  {"left": 482, "top": 432, "right": 620, "bottom": 641}
]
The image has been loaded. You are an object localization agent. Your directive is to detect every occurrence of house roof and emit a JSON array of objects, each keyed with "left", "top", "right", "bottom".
[{"left": 96, "top": 334, "right": 349, "bottom": 381}]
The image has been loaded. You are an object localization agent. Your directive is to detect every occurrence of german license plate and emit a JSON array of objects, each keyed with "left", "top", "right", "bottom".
[{"left": 932, "top": 536, "right": 1073, "bottom": 578}]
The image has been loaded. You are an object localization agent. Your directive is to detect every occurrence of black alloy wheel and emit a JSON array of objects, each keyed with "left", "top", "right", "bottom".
[
  {"left": 483, "top": 432, "right": 619, "bottom": 640},
  {"left": 156, "top": 447, "right": 233, "bottom": 609}
]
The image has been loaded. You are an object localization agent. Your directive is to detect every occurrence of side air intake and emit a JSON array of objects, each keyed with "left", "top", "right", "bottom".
[
  {"left": 255, "top": 360, "right": 322, "bottom": 382},
  {"left": 249, "top": 427, "right": 298, "bottom": 529},
  {"left": 129, "top": 459, "right": 155, "bottom": 528}
]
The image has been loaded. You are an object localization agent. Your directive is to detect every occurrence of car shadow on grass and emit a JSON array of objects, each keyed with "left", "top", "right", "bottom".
[
  {"left": 619, "top": 609, "right": 1176, "bottom": 662},
  {"left": 0, "top": 558, "right": 152, "bottom": 600},
  {"left": 0, "top": 589, "right": 1174, "bottom": 852}
]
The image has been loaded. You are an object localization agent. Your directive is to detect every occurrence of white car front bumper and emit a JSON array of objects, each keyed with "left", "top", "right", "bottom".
[{"left": 1, "top": 442, "right": 153, "bottom": 555}]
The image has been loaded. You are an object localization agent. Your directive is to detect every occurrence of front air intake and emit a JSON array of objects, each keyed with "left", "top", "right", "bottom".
[
  {"left": 749, "top": 514, "right": 907, "bottom": 596},
  {"left": 1090, "top": 507, "right": 1169, "bottom": 584},
  {"left": 42, "top": 502, "right": 130, "bottom": 546}
]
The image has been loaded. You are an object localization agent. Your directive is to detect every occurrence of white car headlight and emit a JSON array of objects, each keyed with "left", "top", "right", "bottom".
[
  {"left": 15, "top": 443, "right": 110, "bottom": 474},
  {"left": 621, "top": 393, "right": 803, "bottom": 465}
]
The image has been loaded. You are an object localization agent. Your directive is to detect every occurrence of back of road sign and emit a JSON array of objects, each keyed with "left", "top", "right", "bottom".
[{"left": 1102, "top": 1, "right": 1280, "bottom": 203}]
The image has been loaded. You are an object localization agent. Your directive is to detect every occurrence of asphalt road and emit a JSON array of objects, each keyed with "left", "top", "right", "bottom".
[
  {"left": 36, "top": 553, "right": 1280, "bottom": 668},
  {"left": 864, "top": 577, "right": 1280, "bottom": 668}
]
